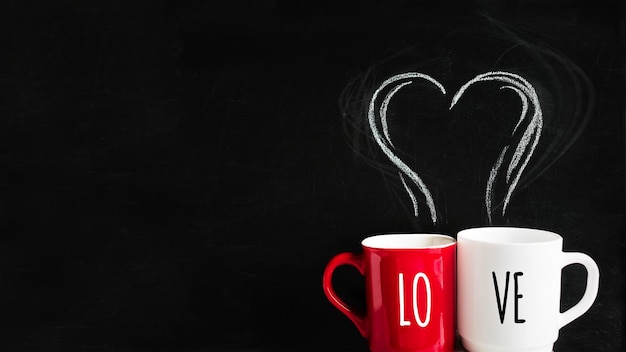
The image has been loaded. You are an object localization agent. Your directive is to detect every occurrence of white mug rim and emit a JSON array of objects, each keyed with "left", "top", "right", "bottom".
[
  {"left": 361, "top": 233, "right": 456, "bottom": 249},
  {"left": 457, "top": 226, "right": 562, "bottom": 245}
]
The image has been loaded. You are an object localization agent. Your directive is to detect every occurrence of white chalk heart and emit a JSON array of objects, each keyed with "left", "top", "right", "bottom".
[{"left": 368, "top": 71, "right": 543, "bottom": 225}]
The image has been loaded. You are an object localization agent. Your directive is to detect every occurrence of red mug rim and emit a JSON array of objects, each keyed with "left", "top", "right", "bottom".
[{"left": 361, "top": 233, "right": 456, "bottom": 250}]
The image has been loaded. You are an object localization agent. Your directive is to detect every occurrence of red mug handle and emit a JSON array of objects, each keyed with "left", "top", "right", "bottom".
[{"left": 322, "top": 252, "right": 367, "bottom": 337}]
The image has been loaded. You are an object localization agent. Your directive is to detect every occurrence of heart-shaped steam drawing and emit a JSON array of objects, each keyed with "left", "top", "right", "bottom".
[{"left": 368, "top": 71, "right": 543, "bottom": 225}]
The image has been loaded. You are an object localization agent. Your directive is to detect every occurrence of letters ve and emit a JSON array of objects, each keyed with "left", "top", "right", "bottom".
[{"left": 492, "top": 271, "right": 526, "bottom": 324}]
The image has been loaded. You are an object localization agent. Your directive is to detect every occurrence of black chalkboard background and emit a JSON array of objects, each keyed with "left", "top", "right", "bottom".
[{"left": 0, "top": 1, "right": 624, "bottom": 351}]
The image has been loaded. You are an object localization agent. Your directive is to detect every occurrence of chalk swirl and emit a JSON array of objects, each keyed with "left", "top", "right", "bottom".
[{"left": 368, "top": 71, "right": 543, "bottom": 224}]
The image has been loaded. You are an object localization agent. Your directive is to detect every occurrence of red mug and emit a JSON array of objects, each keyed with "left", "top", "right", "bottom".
[{"left": 323, "top": 233, "right": 456, "bottom": 352}]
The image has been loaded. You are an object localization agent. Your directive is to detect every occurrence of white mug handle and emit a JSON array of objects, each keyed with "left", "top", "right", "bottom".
[{"left": 558, "top": 252, "right": 600, "bottom": 328}]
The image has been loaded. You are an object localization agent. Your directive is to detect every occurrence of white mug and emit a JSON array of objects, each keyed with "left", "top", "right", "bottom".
[{"left": 457, "top": 227, "right": 600, "bottom": 352}]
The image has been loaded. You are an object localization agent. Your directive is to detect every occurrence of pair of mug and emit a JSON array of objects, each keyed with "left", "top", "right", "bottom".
[{"left": 322, "top": 227, "right": 600, "bottom": 352}]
